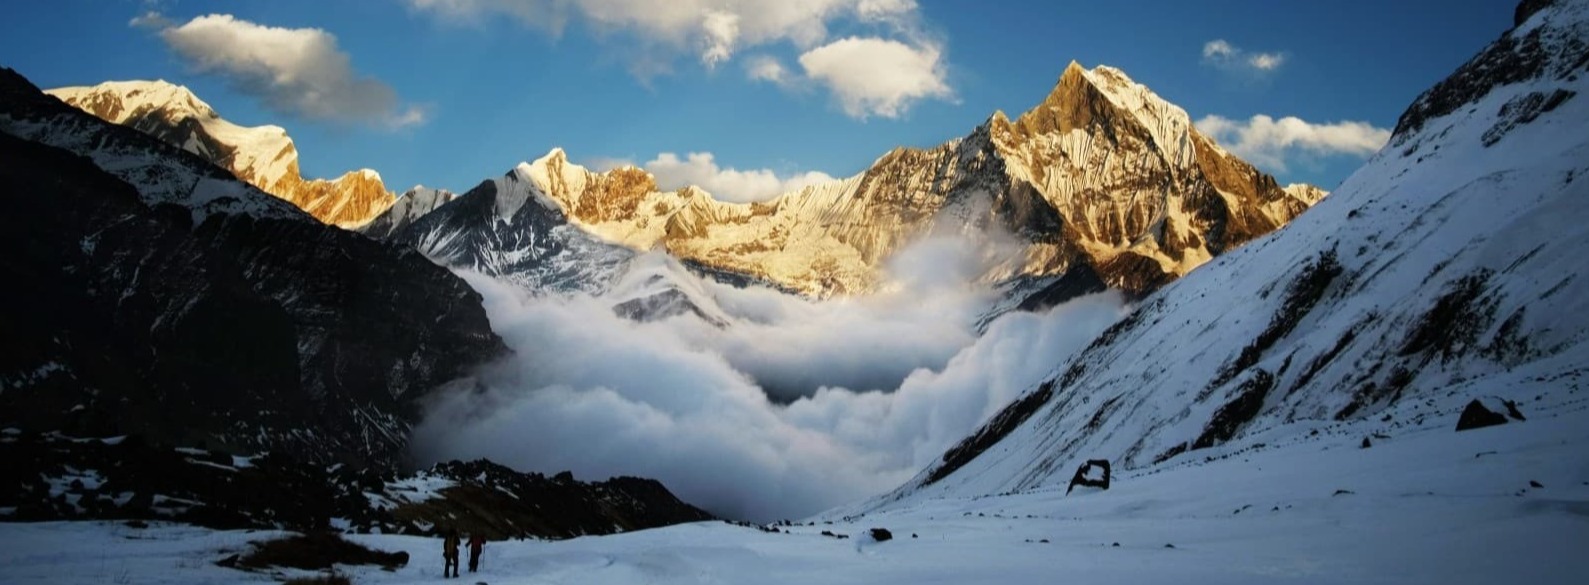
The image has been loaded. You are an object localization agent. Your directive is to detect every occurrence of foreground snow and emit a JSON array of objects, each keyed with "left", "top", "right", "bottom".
[{"left": 5, "top": 407, "right": 1583, "bottom": 584}]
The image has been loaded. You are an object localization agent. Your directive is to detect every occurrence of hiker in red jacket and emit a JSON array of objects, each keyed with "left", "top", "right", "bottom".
[{"left": 467, "top": 532, "right": 486, "bottom": 573}]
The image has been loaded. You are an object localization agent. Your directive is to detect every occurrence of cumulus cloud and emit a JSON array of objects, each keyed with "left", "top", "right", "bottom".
[
  {"left": 795, "top": 36, "right": 951, "bottom": 119},
  {"left": 412, "top": 238, "right": 1126, "bottom": 521},
  {"left": 138, "top": 14, "right": 427, "bottom": 129},
  {"left": 408, "top": 0, "right": 952, "bottom": 118},
  {"left": 1196, "top": 114, "right": 1391, "bottom": 172},
  {"left": 1202, "top": 38, "right": 1287, "bottom": 75},
  {"left": 642, "top": 151, "right": 837, "bottom": 203}
]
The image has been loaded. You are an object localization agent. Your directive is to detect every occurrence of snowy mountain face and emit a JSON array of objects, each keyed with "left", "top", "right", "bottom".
[
  {"left": 47, "top": 80, "right": 397, "bottom": 227},
  {"left": 871, "top": 0, "right": 1589, "bottom": 507},
  {"left": 356, "top": 186, "right": 459, "bottom": 240},
  {"left": 503, "top": 64, "right": 1322, "bottom": 298},
  {"left": 0, "top": 68, "right": 505, "bottom": 469},
  {"left": 385, "top": 163, "right": 638, "bottom": 296}
]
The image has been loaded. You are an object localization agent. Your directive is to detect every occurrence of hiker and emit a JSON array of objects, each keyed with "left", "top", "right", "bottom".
[
  {"left": 467, "top": 532, "right": 486, "bottom": 573},
  {"left": 442, "top": 528, "right": 461, "bottom": 578}
]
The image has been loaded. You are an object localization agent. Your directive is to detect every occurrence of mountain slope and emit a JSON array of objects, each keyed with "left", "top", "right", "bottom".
[
  {"left": 873, "top": 0, "right": 1589, "bottom": 505},
  {"left": 0, "top": 67, "right": 506, "bottom": 468},
  {"left": 505, "top": 64, "right": 1324, "bottom": 297},
  {"left": 390, "top": 160, "right": 637, "bottom": 295},
  {"left": 357, "top": 186, "right": 458, "bottom": 240},
  {"left": 47, "top": 80, "right": 397, "bottom": 227}
]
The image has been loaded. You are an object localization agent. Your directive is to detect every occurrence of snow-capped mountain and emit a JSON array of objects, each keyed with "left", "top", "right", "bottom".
[
  {"left": 47, "top": 80, "right": 397, "bottom": 227},
  {"left": 356, "top": 185, "right": 458, "bottom": 240},
  {"left": 501, "top": 63, "right": 1325, "bottom": 297},
  {"left": 0, "top": 67, "right": 505, "bottom": 468},
  {"left": 870, "top": 0, "right": 1589, "bottom": 506},
  {"left": 388, "top": 160, "right": 638, "bottom": 295}
]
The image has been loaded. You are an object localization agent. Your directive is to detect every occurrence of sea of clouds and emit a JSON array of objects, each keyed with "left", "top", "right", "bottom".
[{"left": 411, "top": 237, "right": 1126, "bottom": 521}]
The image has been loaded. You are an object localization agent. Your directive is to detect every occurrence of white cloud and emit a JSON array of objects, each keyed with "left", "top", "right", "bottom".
[
  {"left": 585, "top": 156, "right": 638, "bottom": 171},
  {"left": 642, "top": 151, "right": 837, "bottom": 203},
  {"left": 407, "top": 0, "right": 951, "bottom": 118},
  {"left": 139, "top": 13, "right": 426, "bottom": 129},
  {"left": 744, "top": 54, "right": 791, "bottom": 85},
  {"left": 128, "top": 11, "right": 173, "bottom": 30},
  {"left": 410, "top": 0, "right": 918, "bottom": 65},
  {"left": 1196, "top": 114, "right": 1392, "bottom": 172},
  {"left": 796, "top": 36, "right": 951, "bottom": 119},
  {"left": 1202, "top": 39, "right": 1235, "bottom": 60},
  {"left": 1201, "top": 38, "right": 1286, "bottom": 76},
  {"left": 1248, "top": 52, "right": 1285, "bottom": 71},
  {"left": 700, "top": 10, "right": 740, "bottom": 67},
  {"left": 412, "top": 238, "right": 1127, "bottom": 520}
]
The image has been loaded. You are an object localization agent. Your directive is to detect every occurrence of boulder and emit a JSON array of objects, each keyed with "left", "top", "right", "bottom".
[
  {"left": 1066, "top": 459, "right": 1112, "bottom": 495},
  {"left": 1456, "top": 398, "right": 1525, "bottom": 431}
]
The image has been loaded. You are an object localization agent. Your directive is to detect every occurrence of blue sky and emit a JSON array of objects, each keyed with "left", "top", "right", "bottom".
[{"left": 1, "top": 0, "right": 1515, "bottom": 199}]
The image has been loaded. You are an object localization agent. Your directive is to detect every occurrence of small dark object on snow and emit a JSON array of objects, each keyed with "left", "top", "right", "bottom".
[
  {"left": 1456, "top": 399, "right": 1522, "bottom": 431},
  {"left": 1111, "top": 542, "right": 1120, "bottom": 547},
  {"left": 1039, "top": 539, "right": 1049, "bottom": 543},
  {"left": 1530, "top": 480, "right": 1544, "bottom": 488},
  {"left": 1164, "top": 544, "right": 1175, "bottom": 549},
  {"left": 912, "top": 533, "right": 918, "bottom": 539},
  {"left": 869, "top": 528, "right": 893, "bottom": 542},
  {"left": 1065, "top": 459, "right": 1112, "bottom": 495},
  {"left": 1361, "top": 437, "right": 1372, "bottom": 449},
  {"left": 1333, "top": 489, "right": 1355, "bottom": 496}
]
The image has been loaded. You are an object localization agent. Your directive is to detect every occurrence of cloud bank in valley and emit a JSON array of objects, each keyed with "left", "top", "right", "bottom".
[{"left": 411, "top": 238, "right": 1126, "bottom": 521}]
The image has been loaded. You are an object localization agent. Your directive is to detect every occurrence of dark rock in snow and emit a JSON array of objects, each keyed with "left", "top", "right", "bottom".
[
  {"left": 1066, "top": 459, "right": 1112, "bottom": 495},
  {"left": 1456, "top": 399, "right": 1511, "bottom": 431},
  {"left": 1530, "top": 480, "right": 1545, "bottom": 488},
  {"left": 869, "top": 528, "right": 893, "bottom": 542}
]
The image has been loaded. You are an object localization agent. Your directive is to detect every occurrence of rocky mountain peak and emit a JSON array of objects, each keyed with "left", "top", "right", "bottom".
[
  {"left": 47, "top": 80, "right": 397, "bottom": 227},
  {"left": 365, "top": 60, "right": 1326, "bottom": 299}
]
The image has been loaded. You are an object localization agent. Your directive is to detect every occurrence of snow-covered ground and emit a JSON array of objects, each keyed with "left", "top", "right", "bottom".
[{"left": 5, "top": 405, "right": 1583, "bottom": 584}]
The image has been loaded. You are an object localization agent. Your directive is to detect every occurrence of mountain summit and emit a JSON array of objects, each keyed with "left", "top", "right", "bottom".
[
  {"left": 872, "top": 0, "right": 1589, "bottom": 506},
  {"left": 480, "top": 63, "right": 1324, "bottom": 297},
  {"left": 47, "top": 80, "right": 396, "bottom": 227}
]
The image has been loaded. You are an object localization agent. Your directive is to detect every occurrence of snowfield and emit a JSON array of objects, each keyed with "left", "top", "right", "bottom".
[{"left": 4, "top": 406, "right": 1584, "bottom": 584}]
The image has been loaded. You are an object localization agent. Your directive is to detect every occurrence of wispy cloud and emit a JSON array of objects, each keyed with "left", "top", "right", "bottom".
[
  {"left": 136, "top": 13, "right": 428, "bottom": 130},
  {"left": 638, "top": 151, "right": 837, "bottom": 203},
  {"left": 1196, "top": 114, "right": 1391, "bottom": 172},
  {"left": 1202, "top": 38, "right": 1287, "bottom": 75},
  {"left": 407, "top": 0, "right": 953, "bottom": 119}
]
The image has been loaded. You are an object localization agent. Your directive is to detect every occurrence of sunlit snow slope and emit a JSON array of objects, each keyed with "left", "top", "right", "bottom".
[
  {"left": 874, "top": 0, "right": 1589, "bottom": 506},
  {"left": 48, "top": 80, "right": 397, "bottom": 227}
]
